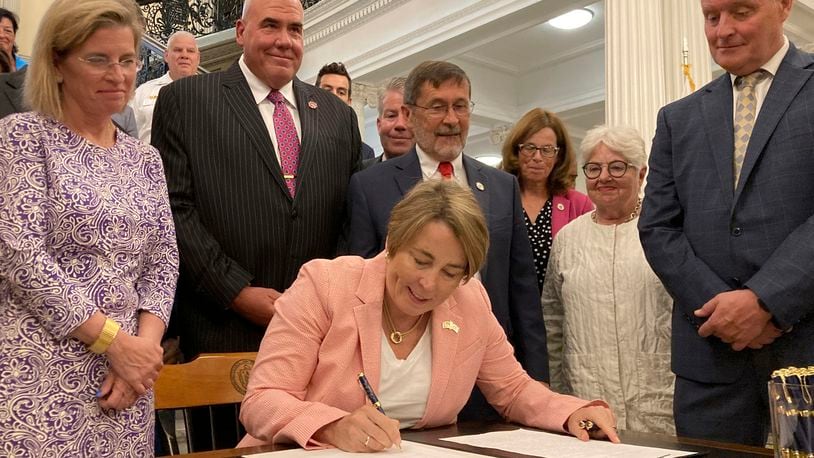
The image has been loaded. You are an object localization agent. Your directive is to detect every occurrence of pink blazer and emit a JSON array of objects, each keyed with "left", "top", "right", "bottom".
[
  {"left": 238, "top": 254, "right": 593, "bottom": 448},
  {"left": 551, "top": 189, "right": 593, "bottom": 237}
]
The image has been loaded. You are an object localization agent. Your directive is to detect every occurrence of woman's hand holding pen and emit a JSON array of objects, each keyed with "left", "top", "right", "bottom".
[
  {"left": 566, "top": 404, "right": 621, "bottom": 443},
  {"left": 314, "top": 405, "right": 401, "bottom": 453}
]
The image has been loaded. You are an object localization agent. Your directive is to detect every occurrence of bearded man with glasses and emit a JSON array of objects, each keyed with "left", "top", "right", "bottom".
[{"left": 347, "top": 60, "right": 548, "bottom": 422}]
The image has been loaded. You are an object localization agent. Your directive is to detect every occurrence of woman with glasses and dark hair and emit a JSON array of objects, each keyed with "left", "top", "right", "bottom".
[
  {"left": 0, "top": 0, "right": 177, "bottom": 454},
  {"left": 500, "top": 108, "right": 592, "bottom": 292},
  {"left": 541, "top": 125, "right": 675, "bottom": 435}
]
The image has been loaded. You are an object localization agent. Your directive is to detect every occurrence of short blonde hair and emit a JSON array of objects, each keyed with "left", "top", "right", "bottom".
[
  {"left": 501, "top": 108, "right": 575, "bottom": 197},
  {"left": 387, "top": 180, "right": 488, "bottom": 281},
  {"left": 24, "top": 0, "right": 143, "bottom": 120}
]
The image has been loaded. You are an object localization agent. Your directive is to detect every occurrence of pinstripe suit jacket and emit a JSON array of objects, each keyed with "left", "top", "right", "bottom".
[
  {"left": 152, "top": 63, "right": 361, "bottom": 357},
  {"left": 238, "top": 254, "right": 590, "bottom": 448},
  {"left": 347, "top": 150, "right": 549, "bottom": 382},
  {"left": 639, "top": 44, "right": 814, "bottom": 383}
]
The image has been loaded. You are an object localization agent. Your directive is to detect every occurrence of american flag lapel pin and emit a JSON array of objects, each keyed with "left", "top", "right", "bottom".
[{"left": 442, "top": 320, "right": 459, "bottom": 333}]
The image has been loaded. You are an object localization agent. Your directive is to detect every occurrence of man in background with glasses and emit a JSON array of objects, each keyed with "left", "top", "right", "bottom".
[{"left": 347, "top": 60, "right": 547, "bottom": 421}]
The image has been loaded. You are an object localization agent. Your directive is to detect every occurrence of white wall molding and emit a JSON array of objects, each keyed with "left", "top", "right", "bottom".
[
  {"left": 304, "top": 0, "right": 412, "bottom": 48},
  {"left": 527, "top": 38, "right": 605, "bottom": 73},
  {"left": 457, "top": 53, "right": 521, "bottom": 77}
]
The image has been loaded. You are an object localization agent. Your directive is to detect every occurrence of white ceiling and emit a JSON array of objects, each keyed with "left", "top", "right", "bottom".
[{"left": 300, "top": 0, "right": 814, "bottom": 156}]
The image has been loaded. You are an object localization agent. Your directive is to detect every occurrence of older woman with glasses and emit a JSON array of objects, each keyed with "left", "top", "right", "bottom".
[
  {"left": 501, "top": 109, "right": 592, "bottom": 292},
  {"left": 0, "top": 0, "right": 178, "bottom": 455},
  {"left": 541, "top": 125, "right": 674, "bottom": 435}
]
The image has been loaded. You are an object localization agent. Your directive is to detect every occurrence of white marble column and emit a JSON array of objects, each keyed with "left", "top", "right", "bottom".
[{"left": 605, "top": 0, "right": 712, "bottom": 154}]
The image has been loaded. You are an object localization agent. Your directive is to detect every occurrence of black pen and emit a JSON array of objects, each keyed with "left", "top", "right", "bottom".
[{"left": 357, "top": 371, "right": 385, "bottom": 414}]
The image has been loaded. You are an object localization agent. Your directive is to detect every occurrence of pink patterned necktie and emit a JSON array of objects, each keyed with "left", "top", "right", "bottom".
[
  {"left": 268, "top": 90, "right": 301, "bottom": 197},
  {"left": 438, "top": 161, "right": 454, "bottom": 180}
]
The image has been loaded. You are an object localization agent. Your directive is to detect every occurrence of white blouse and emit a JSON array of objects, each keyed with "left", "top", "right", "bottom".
[{"left": 378, "top": 325, "right": 432, "bottom": 429}]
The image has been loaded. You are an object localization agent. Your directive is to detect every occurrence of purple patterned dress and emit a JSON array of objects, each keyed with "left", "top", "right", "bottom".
[{"left": 0, "top": 112, "right": 178, "bottom": 456}]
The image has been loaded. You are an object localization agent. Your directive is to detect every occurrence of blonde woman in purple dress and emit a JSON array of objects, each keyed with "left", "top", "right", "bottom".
[{"left": 0, "top": 0, "right": 178, "bottom": 455}]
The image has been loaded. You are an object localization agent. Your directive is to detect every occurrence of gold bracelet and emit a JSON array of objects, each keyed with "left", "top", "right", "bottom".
[{"left": 88, "top": 318, "right": 120, "bottom": 354}]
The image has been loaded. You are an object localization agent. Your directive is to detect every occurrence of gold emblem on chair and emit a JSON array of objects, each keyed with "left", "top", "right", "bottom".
[{"left": 230, "top": 359, "right": 255, "bottom": 395}]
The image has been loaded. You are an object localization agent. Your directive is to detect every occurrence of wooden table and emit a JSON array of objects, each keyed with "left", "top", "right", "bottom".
[{"left": 180, "top": 421, "right": 774, "bottom": 457}]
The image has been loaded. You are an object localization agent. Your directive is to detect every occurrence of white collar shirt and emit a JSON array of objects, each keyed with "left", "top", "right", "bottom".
[
  {"left": 415, "top": 145, "right": 468, "bottom": 187},
  {"left": 729, "top": 36, "right": 789, "bottom": 121},
  {"left": 130, "top": 72, "right": 174, "bottom": 143}
]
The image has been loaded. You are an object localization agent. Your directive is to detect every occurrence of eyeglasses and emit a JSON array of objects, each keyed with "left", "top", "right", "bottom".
[
  {"left": 517, "top": 143, "right": 559, "bottom": 158},
  {"left": 409, "top": 101, "right": 475, "bottom": 119},
  {"left": 582, "top": 160, "right": 635, "bottom": 179},
  {"left": 77, "top": 56, "right": 143, "bottom": 73}
]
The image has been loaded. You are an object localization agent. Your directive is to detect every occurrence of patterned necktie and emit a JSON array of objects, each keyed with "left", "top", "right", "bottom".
[
  {"left": 268, "top": 90, "right": 301, "bottom": 197},
  {"left": 733, "top": 70, "right": 769, "bottom": 187},
  {"left": 438, "top": 161, "right": 454, "bottom": 180}
]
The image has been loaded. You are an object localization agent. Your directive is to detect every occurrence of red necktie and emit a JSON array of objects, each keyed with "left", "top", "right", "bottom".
[
  {"left": 268, "top": 90, "right": 301, "bottom": 197},
  {"left": 438, "top": 161, "right": 454, "bottom": 180}
]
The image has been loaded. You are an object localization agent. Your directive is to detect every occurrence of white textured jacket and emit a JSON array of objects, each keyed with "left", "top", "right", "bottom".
[{"left": 542, "top": 213, "right": 675, "bottom": 434}]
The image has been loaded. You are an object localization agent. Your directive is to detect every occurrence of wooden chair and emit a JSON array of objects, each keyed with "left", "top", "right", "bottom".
[{"left": 154, "top": 352, "right": 256, "bottom": 454}]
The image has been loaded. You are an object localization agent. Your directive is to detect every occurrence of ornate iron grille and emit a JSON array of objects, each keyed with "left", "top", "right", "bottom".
[{"left": 135, "top": 0, "right": 322, "bottom": 82}]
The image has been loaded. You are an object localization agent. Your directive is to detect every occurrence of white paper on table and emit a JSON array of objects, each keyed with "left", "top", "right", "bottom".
[
  {"left": 440, "top": 428, "right": 698, "bottom": 458},
  {"left": 243, "top": 439, "right": 490, "bottom": 457}
]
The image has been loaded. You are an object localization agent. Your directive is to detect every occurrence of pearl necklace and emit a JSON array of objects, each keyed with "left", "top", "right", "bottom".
[
  {"left": 591, "top": 198, "right": 642, "bottom": 224},
  {"left": 383, "top": 301, "right": 426, "bottom": 344}
]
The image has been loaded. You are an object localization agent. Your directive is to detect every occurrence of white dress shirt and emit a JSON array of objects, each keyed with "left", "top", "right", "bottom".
[
  {"left": 378, "top": 326, "right": 432, "bottom": 429},
  {"left": 130, "top": 72, "right": 173, "bottom": 143},
  {"left": 729, "top": 36, "right": 789, "bottom": 121}
]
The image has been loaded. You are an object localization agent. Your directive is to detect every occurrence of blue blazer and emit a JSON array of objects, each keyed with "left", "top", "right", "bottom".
[
  {"left": 347, "top": 149, "right": 549, "bottom": 381},
  {"left": 639, "top": 44, "right": 814, "bottom": 383}
]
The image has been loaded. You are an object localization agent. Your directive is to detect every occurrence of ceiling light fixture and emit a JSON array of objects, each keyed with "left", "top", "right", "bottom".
[{"left": 548, "top": 8, "right": 594, "bottom": 30}]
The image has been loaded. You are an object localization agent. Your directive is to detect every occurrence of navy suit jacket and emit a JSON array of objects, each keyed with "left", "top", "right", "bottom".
[
  {"left": 362, "top": 154, "right": 383, "bottom": 169},
  {"left": 361, "top": 142, "right": 375, "bottom": 160},
  {"left": 347, "top": 149, "right": 549, "bottom": 381},
  {"left": 639, "top": 44, "right": 814, "bottom": 384}
]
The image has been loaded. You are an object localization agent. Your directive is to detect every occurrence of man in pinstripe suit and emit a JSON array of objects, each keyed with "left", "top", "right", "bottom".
[{"left": 152, "top": 0, "right": 360, "bottom": 370}]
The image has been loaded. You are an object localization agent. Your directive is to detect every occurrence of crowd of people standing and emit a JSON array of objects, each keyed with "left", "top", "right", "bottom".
[{"left": 0, "top": 0, "right": 812, "bottom": 455}]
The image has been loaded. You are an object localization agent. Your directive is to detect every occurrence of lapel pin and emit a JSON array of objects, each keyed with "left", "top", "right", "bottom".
[
  {"left": 557, "top": 203, "right": 565, "bottom": 211},
  {"left": 475, "top": 182, "right": 485, "bottom": 191},
  {"left": 308, "top": 100, "right": 318, "bottom": 109},
  {"left": 442, "top": 320, "right": 460, "bottom": 334}
]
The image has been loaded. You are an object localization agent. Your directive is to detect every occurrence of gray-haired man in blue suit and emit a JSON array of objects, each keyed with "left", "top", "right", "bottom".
[{"left": 639, "top": 0, "right": 814, "bottom": 446}]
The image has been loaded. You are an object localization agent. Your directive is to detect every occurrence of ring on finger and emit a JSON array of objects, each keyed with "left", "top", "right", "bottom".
[
  {"left": 363, "top": 435, "right": 370, "bottom": 447},
  {"left": 578, "top": 419, "right": 598, "bottom": 432}
]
